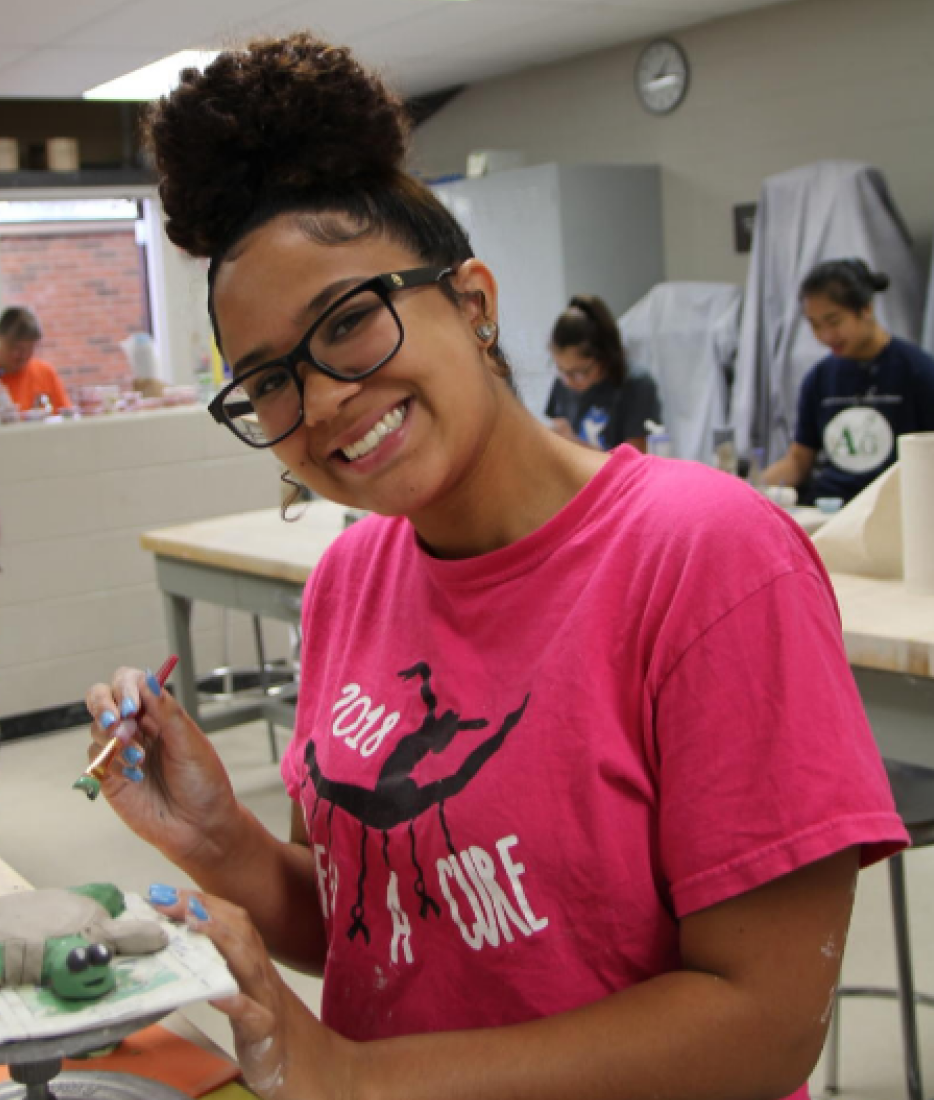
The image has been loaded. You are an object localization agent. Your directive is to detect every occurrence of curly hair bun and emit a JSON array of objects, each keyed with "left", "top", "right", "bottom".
[{"left": 145, "top": 33, "right": 410, "bottom": 257}]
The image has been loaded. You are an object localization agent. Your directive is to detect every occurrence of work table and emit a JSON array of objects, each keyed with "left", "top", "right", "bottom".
[
  {"left": 831, "top": 572, "right": 934, "bottom": 680},
  {"left": 139, "top": 504, "right": 931, "bottom": 682}
]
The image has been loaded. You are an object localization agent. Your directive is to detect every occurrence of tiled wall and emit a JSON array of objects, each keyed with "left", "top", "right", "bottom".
[
  {"left": 0, "top": 225, "right": 145, "bottom": 391},
  {"left": 0, "top": 406, "right": 288, "bottom": 718}
]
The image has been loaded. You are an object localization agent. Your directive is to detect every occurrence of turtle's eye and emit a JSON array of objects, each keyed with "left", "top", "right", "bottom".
[
  {"left": 87, "top": 944, "right": 112, "bottom": 967},
  {"left": 66, "top": 947, "right": 90, "bottom": 973}
]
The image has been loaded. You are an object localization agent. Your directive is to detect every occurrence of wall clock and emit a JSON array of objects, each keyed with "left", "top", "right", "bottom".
[{"left": 635, "top": 39, "right": 690, "bottom": 116}]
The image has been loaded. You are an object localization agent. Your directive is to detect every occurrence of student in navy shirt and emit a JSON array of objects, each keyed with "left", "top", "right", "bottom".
[
  {"left": 546, "top": 294, "right": 661, "bottom": 452},
  {"left": 764, "top": 258, "right": 934, "bottom": 503}
]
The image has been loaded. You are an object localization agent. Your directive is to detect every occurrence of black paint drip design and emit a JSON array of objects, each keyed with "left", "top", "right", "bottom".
[{"left": 303, "top": 662, "right": 530, "bottom": 945}]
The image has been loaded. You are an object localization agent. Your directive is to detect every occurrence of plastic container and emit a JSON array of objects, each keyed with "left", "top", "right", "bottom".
[{"left": 46, "top": 137, "right": 79, "bottom": 172}]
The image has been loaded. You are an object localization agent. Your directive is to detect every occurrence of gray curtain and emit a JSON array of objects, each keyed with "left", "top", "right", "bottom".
[
  {"left": 620, "top": 282, "right": 742, "bottom": 464},
  {"left": 733, "top": 160, "right": 923, "bottom": 460},
  {"left": 922, "top": 249, "right": 934, "bottom": 355}
]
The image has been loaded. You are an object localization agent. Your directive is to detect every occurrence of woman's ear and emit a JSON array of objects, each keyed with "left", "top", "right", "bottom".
[{"left": 450, "top": 259, "right": 499, "bottom": 328}]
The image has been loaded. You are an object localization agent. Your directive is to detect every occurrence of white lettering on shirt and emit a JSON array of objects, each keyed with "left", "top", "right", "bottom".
[
  {"left": 437, "top": 835, "right": 548, "bottom": 952},
  {"left": 386, "top": 871, "right": 414, "bottom": 965},
  {"left": 313, "top": 843, "right": 339, "bottom": 921},
  {"left": 331, "top": 683, "right": 401, "bottom": 757}
]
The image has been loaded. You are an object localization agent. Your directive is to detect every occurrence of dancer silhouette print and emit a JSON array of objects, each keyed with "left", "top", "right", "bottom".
[{"left": 303, "top": 662, "right": 530, "bottom": 946}]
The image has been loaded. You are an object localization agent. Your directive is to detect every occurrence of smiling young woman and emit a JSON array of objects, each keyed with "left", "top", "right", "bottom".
[{"left": 81, "top": 32, "right": 908, "bottom": 1100}]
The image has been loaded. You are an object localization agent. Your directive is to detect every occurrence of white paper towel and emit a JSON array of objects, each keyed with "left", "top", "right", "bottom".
[
  {"left": 811, "top": 463, "right": 903, "bottom": 578},
  {"left": 899, "top": 432, "right": 934, "bottom": 594}
]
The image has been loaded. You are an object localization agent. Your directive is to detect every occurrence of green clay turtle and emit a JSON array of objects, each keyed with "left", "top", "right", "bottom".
[{"left": 0, "top": 884, "right": 168, "bottom": 1001}]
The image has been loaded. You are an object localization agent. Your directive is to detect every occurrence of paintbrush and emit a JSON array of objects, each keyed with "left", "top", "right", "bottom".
[{"left": 73, "top": 655, "right": 179, "bottom": 801}]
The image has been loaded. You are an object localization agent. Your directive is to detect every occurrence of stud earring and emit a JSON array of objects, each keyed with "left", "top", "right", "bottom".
[{"left": 476, "top": 321, "right": 498, "bottom": 342}]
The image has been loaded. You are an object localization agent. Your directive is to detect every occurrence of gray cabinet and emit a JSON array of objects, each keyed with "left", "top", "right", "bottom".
[{"left": 434, "top": 163, "right": 664, "bottom": 418}]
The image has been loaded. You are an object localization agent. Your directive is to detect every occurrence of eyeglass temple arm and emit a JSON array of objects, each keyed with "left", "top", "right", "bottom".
[{"left": 378, "top": 266, "right": 454, "bottom": 292}]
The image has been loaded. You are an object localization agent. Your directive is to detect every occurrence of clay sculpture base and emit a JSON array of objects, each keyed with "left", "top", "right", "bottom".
[
  {"left": 0, "top": 1012, "right": 185, "bottom": 1100},
  {"left": 0, "top": 1070, "right": 190, "bottom": 1099}
]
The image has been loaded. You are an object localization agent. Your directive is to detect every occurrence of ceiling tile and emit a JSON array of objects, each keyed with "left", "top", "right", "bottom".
[
  {"left": 4, "top": 0, "right": 132, "bottom": 48},
  {"left": 0, "top": 0, "right": 808, "bottom": 99},
  {"left": 0, "top": 47, "right": 158, "bottom": 98}
]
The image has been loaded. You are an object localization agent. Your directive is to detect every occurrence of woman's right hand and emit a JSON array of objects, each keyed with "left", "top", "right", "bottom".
[{"left": 85, "top": 667, "right": 241, "bottom": 867}]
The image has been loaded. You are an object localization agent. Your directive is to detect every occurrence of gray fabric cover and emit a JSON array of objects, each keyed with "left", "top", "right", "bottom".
[
  {"left": 733, "top": 160, "right": 923, "bottom": 460},
  {"left": 922, "top": 250, "right": 934, "bottom": 355},
  {"left": 619, "top": 282, "right": 742, "bottom": 463}
]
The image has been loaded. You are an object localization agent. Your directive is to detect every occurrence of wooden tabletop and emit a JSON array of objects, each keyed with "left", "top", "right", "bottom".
[
  {"left": 140, "top": 505, "right": 932, "bottom": 680},
  {"left": 0, "top": 858, "right": 31, "bottom": 897},
  {"left": 140, "top": 501, "right": 348, "bottom": 587},
  {"left": 829, "top": 572, "right": 934, "bottom": 679}
]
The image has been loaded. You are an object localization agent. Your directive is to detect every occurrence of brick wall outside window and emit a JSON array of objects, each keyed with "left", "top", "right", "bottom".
[{"left": 0, "top": 226, "right": 148, "bottom": 393}]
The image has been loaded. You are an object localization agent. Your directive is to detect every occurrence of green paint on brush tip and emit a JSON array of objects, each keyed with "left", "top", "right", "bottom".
[{"left": 73, "top": 775, "right": 101, "bottom": 800}]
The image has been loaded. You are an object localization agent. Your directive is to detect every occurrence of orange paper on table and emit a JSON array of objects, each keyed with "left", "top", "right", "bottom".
[{"left": 0, "top": 1023, "right": 241, "bottom": 1097}]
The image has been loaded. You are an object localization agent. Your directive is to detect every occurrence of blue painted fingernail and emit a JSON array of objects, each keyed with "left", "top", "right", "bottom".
[
  {"left": 99, "top": 710, "right": 117, "bottom": 730},
  {"left": 148, "top": 884, "right": 178, "bottom": 906},
  {"left": 188, "top": 897, "right": 209, "bottom": 922},
  {"left": 145, "top": 670, "right": 161, "bottom": 697},
  {"left": 122, "top": 745, "right": 144, "bottom": 766},
  {"left": 120, "top": 697, "right": 137, "bottom": 719},
  {"left": 115, "top": 719, "right": 138, "bottom": 744},
  {"left": 122, "top": 766, "right": 145, "bottom": 783}
]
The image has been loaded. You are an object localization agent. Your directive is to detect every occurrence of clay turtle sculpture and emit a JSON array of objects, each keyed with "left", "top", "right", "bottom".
[{"left": 0, "top": 883, "right": 168, "bottom": 1001}]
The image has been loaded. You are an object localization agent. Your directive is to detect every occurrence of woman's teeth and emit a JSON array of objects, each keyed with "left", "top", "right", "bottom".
[{"left": 341, "top": 404, "right": 407, "bottom": 461}]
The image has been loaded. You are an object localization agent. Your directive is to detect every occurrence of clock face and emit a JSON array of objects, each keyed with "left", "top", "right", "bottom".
[{"left": 635, "top": 39, "right": 690, "bottom": 115}]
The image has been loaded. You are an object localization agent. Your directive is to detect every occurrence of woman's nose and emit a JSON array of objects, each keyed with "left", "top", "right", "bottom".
[{"left": 300, "top": 367, "right": 363, "bottom": 427}]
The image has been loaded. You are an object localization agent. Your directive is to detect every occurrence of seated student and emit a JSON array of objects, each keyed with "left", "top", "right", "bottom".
[
  {"left": 764, "top": 259, "right": 934, "bottom": 503},
  {"left": 546, "top": 295, "right": 661, "bottom": 452},
  {"left": 0, "top": 306, "right": 72, "bottom": 413}
]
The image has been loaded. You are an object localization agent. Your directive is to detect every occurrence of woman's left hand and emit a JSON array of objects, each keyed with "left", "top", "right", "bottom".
[{"left": 149, "top": 888, "right": 354, "bottom": 1100}]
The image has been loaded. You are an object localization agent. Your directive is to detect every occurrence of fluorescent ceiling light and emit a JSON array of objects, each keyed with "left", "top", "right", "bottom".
[{"left": 83, "top": 49, "right": 219, "bottom": 101}]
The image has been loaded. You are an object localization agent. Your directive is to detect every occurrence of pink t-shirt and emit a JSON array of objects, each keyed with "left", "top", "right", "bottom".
[{"left": 282, "top": 448, "right": 906, "bottom": 1092}]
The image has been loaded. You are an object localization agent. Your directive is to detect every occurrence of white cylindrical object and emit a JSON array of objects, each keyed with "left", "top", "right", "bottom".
[
  {"left": 46, "top": 137, "right": 79, "bottom": 172},
  {"left": 0, "top": 138, "right": 19, "bottom": 172},
  {"left": 898, "top": 432, "right": 934, "bottom": 594}
]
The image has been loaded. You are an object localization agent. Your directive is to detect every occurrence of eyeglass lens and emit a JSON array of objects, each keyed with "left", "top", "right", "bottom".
[
  {"left": 559, "top": 365, "right": 595, "bottom": 383},
  {"left": 220, "top": 289, "right": 403, "bottom": 445}
]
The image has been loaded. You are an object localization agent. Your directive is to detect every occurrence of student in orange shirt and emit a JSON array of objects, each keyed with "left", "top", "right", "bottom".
[{"left": 0, "top": 306, "right": 71, "bottom": 413}]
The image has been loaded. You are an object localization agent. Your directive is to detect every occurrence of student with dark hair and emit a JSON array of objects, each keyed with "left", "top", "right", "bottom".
[
  {"left": 83, "top": 34, "right": 905, "bottom": 1100},
  {"left": 764, "top": 258, "right": 934, "bottom": 502},
  {"left": 546, "top": 294, "right": 661, "bottom": 452},
  {"left": 0, "top": 306, "right": 71, "bottom": 413}
]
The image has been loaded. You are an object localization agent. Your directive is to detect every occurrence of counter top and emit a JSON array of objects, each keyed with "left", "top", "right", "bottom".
[
  {"left": 140, "top": 503, "right": 348, "bottom": 586},
  {"left": 0, "top": 403, "right": 204, "bottom": 436},
  {"left": 830, "top": 572, "right": 934, "bottom": 679}
]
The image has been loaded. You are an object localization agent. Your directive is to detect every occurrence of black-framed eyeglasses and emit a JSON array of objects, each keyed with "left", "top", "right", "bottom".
[{"left": 209, "top": 266, "right": 453, "bottom": 448}]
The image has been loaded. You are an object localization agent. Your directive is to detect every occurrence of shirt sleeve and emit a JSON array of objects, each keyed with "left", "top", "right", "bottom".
[
  {"left": 545, "top": 378, "right": 565, "bottom": 420},
  {"left": 912, "top": 348, "right": 934, "bottom": 431},
  {"left": 654, "top": 568, "right": 907, "bottom": 918},
  {"left": 46, "top": 365, "right": 71, "bottom": 410},
  {"left": 794, "top": 365, "right": 822, "bottom": 450}
]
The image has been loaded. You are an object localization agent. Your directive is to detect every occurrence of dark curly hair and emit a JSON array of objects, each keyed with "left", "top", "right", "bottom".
[{"left": 144, "top": 33, "right": 511, "bottom": 381}]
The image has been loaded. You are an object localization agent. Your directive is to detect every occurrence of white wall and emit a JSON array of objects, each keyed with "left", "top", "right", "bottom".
[
  {"left": 413, "top": 0, "right": 934, "bottom": 286},
  {"left": 0, "top": 407, "right": 287, "bottom": 718}
]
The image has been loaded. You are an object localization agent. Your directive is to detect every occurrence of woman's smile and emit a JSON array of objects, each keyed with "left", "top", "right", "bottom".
[{"left": 329, "top": 398, "right": 413, "bottom": 472}]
